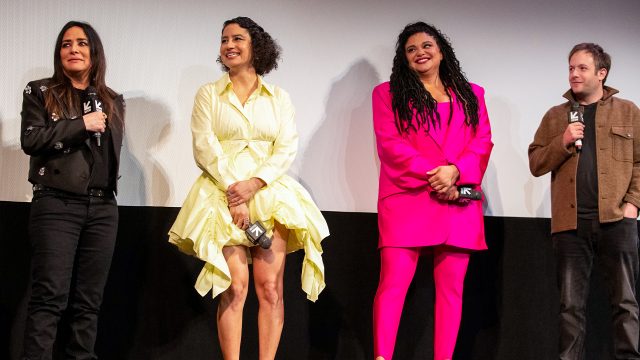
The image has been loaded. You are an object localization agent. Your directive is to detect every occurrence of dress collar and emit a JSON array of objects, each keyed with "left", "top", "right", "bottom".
[{"left": 214, "top": 72, "right": 274, "bottom": 97}]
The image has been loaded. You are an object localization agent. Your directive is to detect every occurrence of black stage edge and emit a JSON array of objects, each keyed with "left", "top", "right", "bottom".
[{"left": 1, "top": 201, "right": 634, "bottom": 359}]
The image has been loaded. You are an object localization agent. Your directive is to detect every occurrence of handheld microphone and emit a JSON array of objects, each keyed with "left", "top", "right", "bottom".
[
  {"left": 86, "top": 86, "right": 103, "bottom": 147},
  {"left": 568, "top": 102, "right": 584, "bottom": 151},
  {"left": 245, "top": 221, "right": 272, "bottom": 249},
  {"left": 458, "top": 185, "right": 483, "bottom": 200}
]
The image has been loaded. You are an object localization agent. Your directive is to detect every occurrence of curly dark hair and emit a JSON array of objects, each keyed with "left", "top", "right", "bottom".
[
  {"left": 390, "top": 22, "right": 478, "bottom": 134},
  {"left": 217, "top": 17, "right": 281, "bottom": 75}
]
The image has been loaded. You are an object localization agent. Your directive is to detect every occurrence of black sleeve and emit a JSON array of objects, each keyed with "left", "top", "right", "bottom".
[{"left": 20, "top": 81, "right": 89, "bottom": 157}]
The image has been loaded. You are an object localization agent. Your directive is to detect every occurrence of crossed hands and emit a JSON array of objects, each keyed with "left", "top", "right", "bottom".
[
  {"left": 227, "top": 177, "right": 266, "bottom": 230},
  {"left": 427, "top": 165, "right": 460, "bottom": 201}
]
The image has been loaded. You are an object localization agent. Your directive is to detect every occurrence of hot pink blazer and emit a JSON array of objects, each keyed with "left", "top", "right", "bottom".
[{"left": 372, "top": 82, "right": 493, "bottom": 249}]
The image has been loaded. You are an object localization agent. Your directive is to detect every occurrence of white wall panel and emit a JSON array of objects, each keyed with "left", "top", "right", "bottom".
[{"left": 1, "top": 0, "right": 639, "bottom": 216}]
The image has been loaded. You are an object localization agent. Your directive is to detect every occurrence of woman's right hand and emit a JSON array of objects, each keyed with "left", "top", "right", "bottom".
[
  {"left": 227, "top": 178, "right": 265, "bottom": 207},
  {"left": 229, "top": 203, "right": 250, "bottom": 230},
  {"left": 83, "top": 111, "right": 107, "bottom": 133}
]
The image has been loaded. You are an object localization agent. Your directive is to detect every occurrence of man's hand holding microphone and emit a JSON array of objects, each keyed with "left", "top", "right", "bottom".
[{"left": 565, "top": 102, "right": 585, "bottom": 150}]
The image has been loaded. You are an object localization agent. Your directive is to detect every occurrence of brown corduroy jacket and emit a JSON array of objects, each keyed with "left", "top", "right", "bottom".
[{"left": 529, "top": 86, "right": 640, "bottom": 234}]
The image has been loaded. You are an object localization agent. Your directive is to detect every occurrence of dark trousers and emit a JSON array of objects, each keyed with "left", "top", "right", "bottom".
[
  {"left": 553, "top": 217, "right": 640, "bottom": 360},
  {"left": 22, "top": 190, "right": 118, "bottom": 360}
]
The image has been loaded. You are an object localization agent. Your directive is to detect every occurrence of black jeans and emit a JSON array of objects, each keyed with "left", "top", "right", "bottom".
[
  {"left": 553, "top": 217, "right": 640, "bottom": 360},
  {"left": 22, "top": 190, "right": 118, "bottom": 360}
]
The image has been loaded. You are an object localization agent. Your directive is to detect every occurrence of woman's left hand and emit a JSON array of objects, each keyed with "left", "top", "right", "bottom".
[
  {"left": 227, "top": 177, "right": 266, "bottom": 207},
  {"left": 427, "top": 165, "right": 460, "bottom": 194},
  {"left": 229, "top": 203, "right": 251, "bottom": 230},
  {"left": 436, "top": 186, "right": 459, "bottom": 201}
]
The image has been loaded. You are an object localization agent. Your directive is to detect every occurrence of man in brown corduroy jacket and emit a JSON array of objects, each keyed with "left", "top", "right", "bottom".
[{"left": 529, "top": 43, "right": 640, "bottom": 360}]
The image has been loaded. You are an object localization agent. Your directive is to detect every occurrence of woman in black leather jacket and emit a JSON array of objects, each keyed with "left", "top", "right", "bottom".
[{"left": 20, "top": 21, "right": 124, "bottom": 360}]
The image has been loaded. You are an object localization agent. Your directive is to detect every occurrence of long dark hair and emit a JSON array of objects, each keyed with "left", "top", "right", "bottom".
[
  {"left": 390, "top": 22, "right": 478, "bottom": 134},
  {"left": 216, "top": 16, "right": 281, "bottom": 76},
  {"left": 45, "top": 21, "right": 123, "bottom": 129}
]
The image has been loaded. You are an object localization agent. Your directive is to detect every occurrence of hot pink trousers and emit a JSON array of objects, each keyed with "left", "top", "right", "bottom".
[{"left": 373, "top": 246, "right": 470, "bottom": 360}]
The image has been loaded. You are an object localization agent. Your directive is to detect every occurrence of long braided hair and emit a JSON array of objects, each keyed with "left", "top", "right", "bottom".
[{"left": 390, "top": 22, "right": 478, "bottom": 134}]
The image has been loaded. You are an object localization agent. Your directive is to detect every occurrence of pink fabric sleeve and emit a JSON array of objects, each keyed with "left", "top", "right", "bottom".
[
  {"left": 450, "top": 85, "right": 494, "bottom": 185},
  {"left": 252, "top": 89, "right": 298, "bottom": 185},
  {"left": 372, "top": 84, "right": 443, "bottom": 190}
]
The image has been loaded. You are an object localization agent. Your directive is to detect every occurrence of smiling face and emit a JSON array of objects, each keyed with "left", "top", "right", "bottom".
[
  {"left": 569, "top": 50, "right": 607, "bottom": 103},
  {"left": 405, "top": 32, "right": 442, "bottom": 77},
  {"left": 219, "top": 23, "right": 253, "bottom": 72},
  {"left": 59, "top": 26, "right": 92, "bottom": 81}
]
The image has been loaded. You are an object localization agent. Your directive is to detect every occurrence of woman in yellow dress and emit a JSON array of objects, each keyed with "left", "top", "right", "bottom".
[{"left": 168, "top": 16, "right": 328, "bottom": 359}]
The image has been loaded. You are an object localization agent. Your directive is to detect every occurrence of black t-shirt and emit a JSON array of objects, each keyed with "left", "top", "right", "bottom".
[
  {"left": 76, "top": 88, "right": 116, "bottom": 191},
  {"left": 576, "top": 102, "right": 599, "bottom": 219}
]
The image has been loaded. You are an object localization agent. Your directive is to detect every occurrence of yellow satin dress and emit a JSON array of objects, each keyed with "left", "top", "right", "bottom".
[{"left": 169, "top": 74, "right": 329, "bottom": 301}]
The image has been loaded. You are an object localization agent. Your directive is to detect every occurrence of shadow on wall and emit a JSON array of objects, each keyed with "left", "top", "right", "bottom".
[
  {"left": 0, "top": 113, "right": 31, "bottom": 201},
  {"left": 171, "top": 64, "right": 219, "bottom": 201},
  {"left": 525, "top": 176, "right": 551, "bottom": 218},
  {"left": 298, "top": 60, "right": 382, "bottom": 358},
  {"left": 482, "top": 96, "right": 537, "bottom": 216},
  {"left": 510, "top": 97, "right": 552, "bottom": 218},
  {"left": 118, "top": 96, "right": 172, "bottom": 206},
  {"left": 525, "top": 174, "right": 551, "bottom": 218},
  {"left": 482, "top": 161, "right": 500, "bottom": 216},
  {"left": 481, "top": 96, "right": 510, "bottom": 216},
  {"left": 177, "top": 65, "right": 218, "bottom": 115},
  {"left": 1, "top": 68, "right": 53, "bottom": 202},
  {"left": 299, "top": 59, "right": 381, "bottom": 212}
]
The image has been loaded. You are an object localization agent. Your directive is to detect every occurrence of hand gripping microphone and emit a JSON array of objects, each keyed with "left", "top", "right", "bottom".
[
  {"left": 86, "top": 86, "right": 102, "bottom": 147},
  {"left": 568, "top": 102, "right": 584, "bottom": 151},
  {"left": 458, "top": 185, "right": 483, "bottom": 200},
  {"left": 245, "top": 221, "right": 272, "bottom": 249}
]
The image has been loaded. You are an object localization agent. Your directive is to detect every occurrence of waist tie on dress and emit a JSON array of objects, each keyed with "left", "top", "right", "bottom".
[{"left": 219, "top": 139, "right": 273, "bottom": 160}]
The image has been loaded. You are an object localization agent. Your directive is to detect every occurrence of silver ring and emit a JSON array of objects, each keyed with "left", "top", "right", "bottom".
[{"left": 243, "top": 218, "right": 250, "bottom": 226}]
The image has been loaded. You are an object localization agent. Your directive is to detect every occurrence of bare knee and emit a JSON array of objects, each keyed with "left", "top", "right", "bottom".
[
  {"left": 220, "top": 282, "right": 248, "bottom": 310},
  {"left": 257, "top": 280, "right": 282, "bottom": 308}
]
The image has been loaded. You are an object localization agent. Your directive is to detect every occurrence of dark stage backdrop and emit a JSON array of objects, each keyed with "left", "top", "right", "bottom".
[{"left": 1, "top": 201, "right": 634, "bottom": 359}]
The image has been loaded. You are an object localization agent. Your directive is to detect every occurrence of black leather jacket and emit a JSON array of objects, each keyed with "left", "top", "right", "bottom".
[{"left": 20, "top": 78, "right": 125, "bottom": 195}]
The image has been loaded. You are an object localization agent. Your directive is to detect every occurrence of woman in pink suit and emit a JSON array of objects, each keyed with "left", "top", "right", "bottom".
[{"left": 372, "top": 22, "right": 493, "bottom": 360}]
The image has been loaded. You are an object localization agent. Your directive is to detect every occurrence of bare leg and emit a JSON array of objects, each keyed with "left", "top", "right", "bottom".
[
  {"left": 217, "top": 245, "right": 249, "bottom": 360},
  {"left": 251, "top": 222, "right": 288, "bottom": 360}
]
